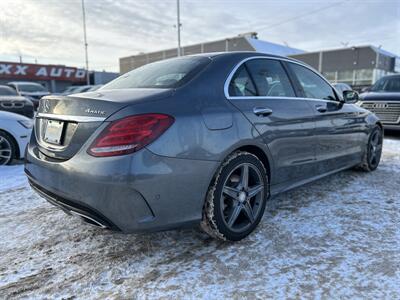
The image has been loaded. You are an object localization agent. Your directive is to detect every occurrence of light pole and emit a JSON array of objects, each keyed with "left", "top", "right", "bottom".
[
  {"left": 176, "top": 0, "right": 182, "bottom": 56},
  {"left": 81, "top": 0, "right": 90, "bottom": 85}
]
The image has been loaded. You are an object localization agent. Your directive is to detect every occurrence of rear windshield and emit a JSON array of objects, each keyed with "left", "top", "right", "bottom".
[
  {"left": 102, "top": 56, "right": 211, "bottom": 90},
  {"left": 0, "top": 86, "right": 18, "bottom": 96},
  {"left": 370, "top": 76, "right": 400, "bottom": 92}
]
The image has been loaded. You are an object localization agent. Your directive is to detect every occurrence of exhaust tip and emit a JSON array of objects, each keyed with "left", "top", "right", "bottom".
[{"left": 70, "top": 211, "right": 108, "bottom": 229}]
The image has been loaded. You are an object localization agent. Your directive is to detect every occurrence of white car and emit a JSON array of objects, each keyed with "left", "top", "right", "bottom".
[{"left": 0, "top": 111, "right": 33, "bottom": 165}]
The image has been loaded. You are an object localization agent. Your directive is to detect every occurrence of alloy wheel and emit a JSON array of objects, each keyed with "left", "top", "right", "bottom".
[
  {"left": 220, "top": 163, "right": 264, "bottom": 233},
  {"left": 369, "top": 128, "right": 382, "bottom": 169},
  {"left": 0, "top": 135, "right": 12, "bottom": 165}
]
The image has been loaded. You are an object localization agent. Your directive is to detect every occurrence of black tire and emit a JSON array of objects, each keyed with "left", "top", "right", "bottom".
[
  {"left": 201, "top": 151, "right": 268, "bottom": 241},
  {"left": 0, "top": 131, "right": 16, "bottom": 165},
  {"left": 355, "top": 125, "right": 383, "bottom": 172}
]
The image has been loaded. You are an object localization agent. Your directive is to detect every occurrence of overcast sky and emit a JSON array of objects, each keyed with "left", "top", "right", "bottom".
[{"left": 0, "top": 0, "right": 399, "bottom": 72}]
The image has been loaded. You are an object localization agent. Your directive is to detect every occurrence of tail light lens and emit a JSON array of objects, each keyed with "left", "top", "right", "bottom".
[{"left": 88, "top": 113, "right": 174, "bottom": 157}]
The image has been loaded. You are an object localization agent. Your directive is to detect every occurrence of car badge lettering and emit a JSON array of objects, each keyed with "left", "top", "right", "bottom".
[{"left": 84, "top": 108, "right": 106, "bottom": 115}]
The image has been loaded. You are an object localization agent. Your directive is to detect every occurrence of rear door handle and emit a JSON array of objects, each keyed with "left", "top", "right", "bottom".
[
  {"left": 315, "top": 105, "right": 327, "bottom": 113},
  {"left": 253, "top": 107, "right": 273, "bottom": 116}
]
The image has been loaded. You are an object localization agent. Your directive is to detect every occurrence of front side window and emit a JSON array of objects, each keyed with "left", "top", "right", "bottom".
[
  {"left": 289, "top": 63, "right": 337, "bottom": 100},
  {"left": 102, "top": 56, "right": 210, "bottom": 90},
  {"left": 228, "top": 65, "right": 257, "bottom": 96},
  {"left": 245, "top": 59, "right": 295, "bottom": 97}
]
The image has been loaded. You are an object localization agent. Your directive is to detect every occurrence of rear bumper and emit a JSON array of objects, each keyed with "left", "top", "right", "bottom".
[
  {"left": 25, "top": 143, "right": 219, "bottom": 233},
  {"left": 28, "top": 179, "right": 120, "bottom": 230}
]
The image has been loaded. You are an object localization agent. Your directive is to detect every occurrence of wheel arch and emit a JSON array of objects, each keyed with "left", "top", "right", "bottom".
[
  {"left": 376, "top": 121, "right": 383, "bottom": 131},
  {"left": 234, "top": 145, "right": 272, "bottom": 183}
]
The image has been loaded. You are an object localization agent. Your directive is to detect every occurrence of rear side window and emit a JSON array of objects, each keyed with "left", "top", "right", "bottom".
[
  {"left": 289, "top": 63, "right": 336, "bottom": 100},
  {"left": 103, "top": 56, "right": 211, "bottom": 89},
  {"left": 228, "top": 65, "right": 257, "bottom": 96},
  {"left": 245, "top": 59, "right": 295, "bottom": 97}
]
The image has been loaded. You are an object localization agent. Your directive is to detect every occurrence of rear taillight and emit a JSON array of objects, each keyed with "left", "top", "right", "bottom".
[{"left": 88, "top": 113, "right": 174, "bottom": 157}]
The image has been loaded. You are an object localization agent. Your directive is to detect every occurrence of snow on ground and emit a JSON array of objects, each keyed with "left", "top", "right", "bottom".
[
  {"left": 0, "top": 164, "right": 27, "bottom": 193},
  {"left": 0, "top": 135, "right": 399, "bottom": 299}
]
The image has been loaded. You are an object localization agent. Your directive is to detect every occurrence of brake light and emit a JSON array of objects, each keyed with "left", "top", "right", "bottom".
[{"left": 88, "top": 113, "right": 174, "bottom": 157}]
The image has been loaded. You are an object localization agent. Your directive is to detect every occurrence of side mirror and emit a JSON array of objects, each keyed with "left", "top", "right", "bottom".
[{"left": 343, "top": 90, "right": 359, "bottom": 103}]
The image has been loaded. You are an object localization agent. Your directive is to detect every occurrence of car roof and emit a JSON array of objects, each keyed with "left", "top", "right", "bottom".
[
  {"left": 379, "top": 74, "right": 400, "bottom": 79},
  {"left": 190, "top": 51, "right": 299, "bottom": 62}
]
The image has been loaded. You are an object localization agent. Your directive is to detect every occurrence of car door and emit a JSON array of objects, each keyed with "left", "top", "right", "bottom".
[
  {"left": 226, "top": 57, "right": 317, "bottom": 187},
  {"left": 286, "top": 62, "right": 364, "bottom": 174}
]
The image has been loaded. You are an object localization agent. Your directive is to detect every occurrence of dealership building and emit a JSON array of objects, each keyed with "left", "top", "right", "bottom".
[
  {"left": 119, "top": 32, "right": 399, "bottom": 90},
  {"left": 0, "top": 61, "right": 119, "bottom": 93},
  {"left": 290, "top": 46, "right": 400, "bottom": 90},
  {"left": 119, "top": 32, "right": 304, "bottom": 74}
]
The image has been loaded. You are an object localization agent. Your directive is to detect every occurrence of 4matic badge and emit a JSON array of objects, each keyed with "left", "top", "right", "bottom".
[{"left": 84, "top": 108, "right": 106, "bottom": 115}]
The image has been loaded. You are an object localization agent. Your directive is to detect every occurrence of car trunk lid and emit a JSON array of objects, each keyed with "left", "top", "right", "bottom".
[{"left": 34, "top": 88, "right": 173, "bottom": 160}]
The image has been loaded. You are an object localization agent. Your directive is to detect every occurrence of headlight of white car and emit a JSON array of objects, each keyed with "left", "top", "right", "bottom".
[{"left": 18, "top": 119, "right": 33, "bottom": 129}]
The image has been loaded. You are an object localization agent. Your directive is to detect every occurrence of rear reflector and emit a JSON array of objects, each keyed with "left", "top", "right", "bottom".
[{"left": 88, "top": 113, "right": 174, "bottom": 157}]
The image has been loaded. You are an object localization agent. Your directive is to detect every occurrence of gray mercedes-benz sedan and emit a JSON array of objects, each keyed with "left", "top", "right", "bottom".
[{"left": 25, "top": 52, "right": 383, "bottom": 241}]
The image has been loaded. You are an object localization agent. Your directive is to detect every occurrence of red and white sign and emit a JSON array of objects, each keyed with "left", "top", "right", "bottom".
[{"left": 0, "top": 62, "right": 86, "bottom": 82}]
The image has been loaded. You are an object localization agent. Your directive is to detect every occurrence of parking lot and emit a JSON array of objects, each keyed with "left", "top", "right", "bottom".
[{"left": 0, "top": 133, "right": 399, "bottom": 299}]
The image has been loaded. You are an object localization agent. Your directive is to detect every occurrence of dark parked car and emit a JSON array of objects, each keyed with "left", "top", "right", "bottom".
[
  {"left": 58, "top": 85, "right": 81, "bottom": 96},
  {"left": 60, "top": 85, "right": 93, "bottom": 96},
  {"left": 8, "top": 81, "right": 50, "bottom": 110},
  {"left": 0, "top": 85, "right": 34, "bottom": 118},
  {"left": 87, "top": 84, "right": 103, "bottom": 92},
  {"left": 358, "top": 74, "right": 400, "bottom": 131},
  {"left": 25, "top": 52, "right": 383, "bottom": 241}
]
